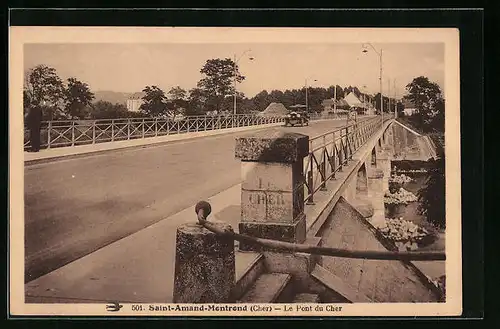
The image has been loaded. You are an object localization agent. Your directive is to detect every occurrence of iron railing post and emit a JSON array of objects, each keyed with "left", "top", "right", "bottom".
[
  {"left": 47, "top": 121, "right": 52, "bottom": 149},
  {"left": 320, "top": 135, "right": 327, "bottom": 191},
  {"left": 338, "top": 131, "right": 343, "bottom": 172},
  {"left": 330, "top": 132, "right": 336, "bottom": 180},
  {"left": 71, "top": 121, "right": 75, "bottom": 147},
  {"left": 306, "top": 170, "right": 314, "bottom": 205},
  {"left": 306, "top": 157, "right": 315, "bottom": 205},
  {"left": 343, "top": 127, "right": 348, "bottom": 164},
  {"left": 320, "top": 157, "right": 327, "bottom": 191}
]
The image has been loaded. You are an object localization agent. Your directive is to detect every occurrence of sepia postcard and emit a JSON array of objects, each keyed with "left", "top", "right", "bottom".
[{"left": 9, "top": 26, "right": 461, "bottom": 317}]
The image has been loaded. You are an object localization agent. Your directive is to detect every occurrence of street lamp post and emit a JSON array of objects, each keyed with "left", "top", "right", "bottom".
[
  {"left": 305, "top": 77, "right": 317, "bottom": 113},
  {"left": 393, "top": 78, "right": 397, "bottom": 119},
  {"left": 388, "top": 79, "right": 391, "bottom": 117},
  {"left": 233, "top": 49, "right": 254, "bottom": 116},
  {"left": 362, "top": 43, "right": 383, "bottom": 122},
  {"left": 333, "top": 85, "right": 337, "bottom": 114}
]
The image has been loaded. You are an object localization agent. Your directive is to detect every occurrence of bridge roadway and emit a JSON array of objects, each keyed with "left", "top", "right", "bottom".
[{"left": 25, "top": 117, "right": 367, "bottom": 283}]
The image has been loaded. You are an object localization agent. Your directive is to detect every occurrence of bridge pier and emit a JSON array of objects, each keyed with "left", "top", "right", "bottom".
[
  {"left": 366, "top": 130, "right": 395, "bottom": 228},
  {"left": 366, "top": 167, "right": 386, "bottom": 228},
  {"left": 377, "top": 151, "right": 391, "bottom": 192},
  {"left": 235, "top": 131, "right": 309, "bottom": 251}
]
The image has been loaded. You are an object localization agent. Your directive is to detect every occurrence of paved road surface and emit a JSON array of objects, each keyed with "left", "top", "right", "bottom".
[{"left": 24, "top": 118, "right": 367, "bottom": 282}]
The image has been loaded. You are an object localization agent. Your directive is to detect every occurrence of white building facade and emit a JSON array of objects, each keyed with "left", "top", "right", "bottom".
[{"left": 126, "top": 92, "right": 145, "bottom": 112}]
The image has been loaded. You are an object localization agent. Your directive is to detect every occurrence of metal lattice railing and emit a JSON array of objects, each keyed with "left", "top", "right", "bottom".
[
  {"left": 23, "top": 112, "right": 354, "bottom": 151},
  {"left": 303, "top": 115, "right": 393, "bottom": 204},
  {"left": 194, "top": 200, "right": 445, "bottom": 261}
]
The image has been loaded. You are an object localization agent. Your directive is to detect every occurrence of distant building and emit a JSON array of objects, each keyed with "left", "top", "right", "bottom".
[
  {"left": 403, "top": 100, "right": 417, "bottom": 116},
  {"left": 321, "top": 98, "right": 350, "bottom": 113},
  {"left": 257, "top": 103, "right": 289, "bottom": 117},
  {"left": 321, "top": 99, "right": 335, "bottom": 111},
  {"left": 344, "top": 92, "right": 375, "bottom": 115},
  {"left": 126, "top": 92, "right": 145, "bottom": 112}
]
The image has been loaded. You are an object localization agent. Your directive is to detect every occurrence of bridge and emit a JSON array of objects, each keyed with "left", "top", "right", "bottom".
[{"left": 24, "top": 113, "right": 444, "bottom": 305}]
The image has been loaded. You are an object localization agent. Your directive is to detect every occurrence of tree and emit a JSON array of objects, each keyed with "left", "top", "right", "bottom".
[
  {"left": 373, "top": 93, "right": 386, "bottom": 113},
  {"left": 252, "top": 90, "right": 271, "bottom": 111},
  {"left": 24, "top": 65, "right": 65, "bottom": 120},
  {"left": 418, "top": 151, "right": 445, "bottom": 229},
  {"left": 239, "top": 97, "right": 257, "bottom": 114},
  {"left": 268, "top": 90, "right": 284, "bottom": 104},
  {"left": 63, "top": 77, "right": 95, "bottom": 119},
  {"left": 334, "top": 85, "right": 345, "bottom": 100},
  {"left": 186, "top": 87, "right": 207, "bottom": 116},
  {"left": 431, "top": 97, "right": 445, "bottom": 132},
  {"left": 197, "top": 58, "right": 245, "bottom": 112},
  {"left": 90, "top": 101, "right": 129, "bottom": 119},
  {"left": 396, "top": 101, "right": 405, "bottom": 117},
  {"left": 307, "top": 87, "right": 327, "bottom": 112},
  {"left": 167, "top": 86, "right": 188, "bottom": 118},
  {"left": 404, "top": 76, "right": 444, "bottom": 131},
  {"left": 140, "top": 85, "right": 167, "bottom": 117},
  {"left": 168, "top": 86, "right": 187, "bottom": 100}
]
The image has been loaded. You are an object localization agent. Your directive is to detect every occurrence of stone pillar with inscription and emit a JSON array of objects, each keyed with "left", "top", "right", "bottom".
[{"left": 235, "top": 131, "right": 309, "bottom": 251}]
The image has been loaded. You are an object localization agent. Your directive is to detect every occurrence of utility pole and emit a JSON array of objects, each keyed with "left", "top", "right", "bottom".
[
  {"left": 233, "top": 54, "right": 237, "bottom": 116},
  {"left": 305, "top": 78, "right": 308, "bottom": 113},
  {"left": 380, "top": 49, "right": 383, "bottom": 122},
  {"left": 305, "top": 77, "right": 317, "bottom": 113},
  {"left": 388, "top": 79, "right": 391, "bottom": 118},
  {"left": 362, "top": 44, "right": 383, "bottom": 122},
  {"left": 233, "top": 49, "right": 254, "bottom": 116},
  {"left": 394, "top": 79, "right": 397, "bottom": 119},
  {"left": 334, "top": 85, "right": 337, "bottom": 113}
]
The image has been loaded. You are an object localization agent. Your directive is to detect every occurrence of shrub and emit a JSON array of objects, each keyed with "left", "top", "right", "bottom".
[
  {"left": 378, "top": 217, "right": 435, "bottom": 250},
  {"left": 384, "top": 188, "right": 418, "bottom": 205},
  {"left": 417, "top": 156, "right": 445, "bottom": 229},
  {"left": 389, "top": 173, "right": 414, "bottom": 184}
]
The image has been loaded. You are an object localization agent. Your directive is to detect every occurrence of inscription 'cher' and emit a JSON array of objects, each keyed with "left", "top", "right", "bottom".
[{"left": 248, "top": 192, "right": 286, "bottom": 206}]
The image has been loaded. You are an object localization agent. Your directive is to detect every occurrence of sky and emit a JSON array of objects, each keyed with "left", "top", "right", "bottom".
[{"left": 24, "top": 42, "right": 444, "bottom": 99}]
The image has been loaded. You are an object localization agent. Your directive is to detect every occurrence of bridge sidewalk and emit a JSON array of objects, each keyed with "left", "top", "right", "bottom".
[{"left": 24, "top": 183, "right": 243, "bottom": 303}]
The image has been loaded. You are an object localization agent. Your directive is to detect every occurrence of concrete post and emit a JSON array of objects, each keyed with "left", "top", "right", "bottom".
[
  {"left": 173, "top": 222, "right": 235, "bottom": 303},
  {"left": 235, "top": 131, "right": 309, "bottom": 251}
]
